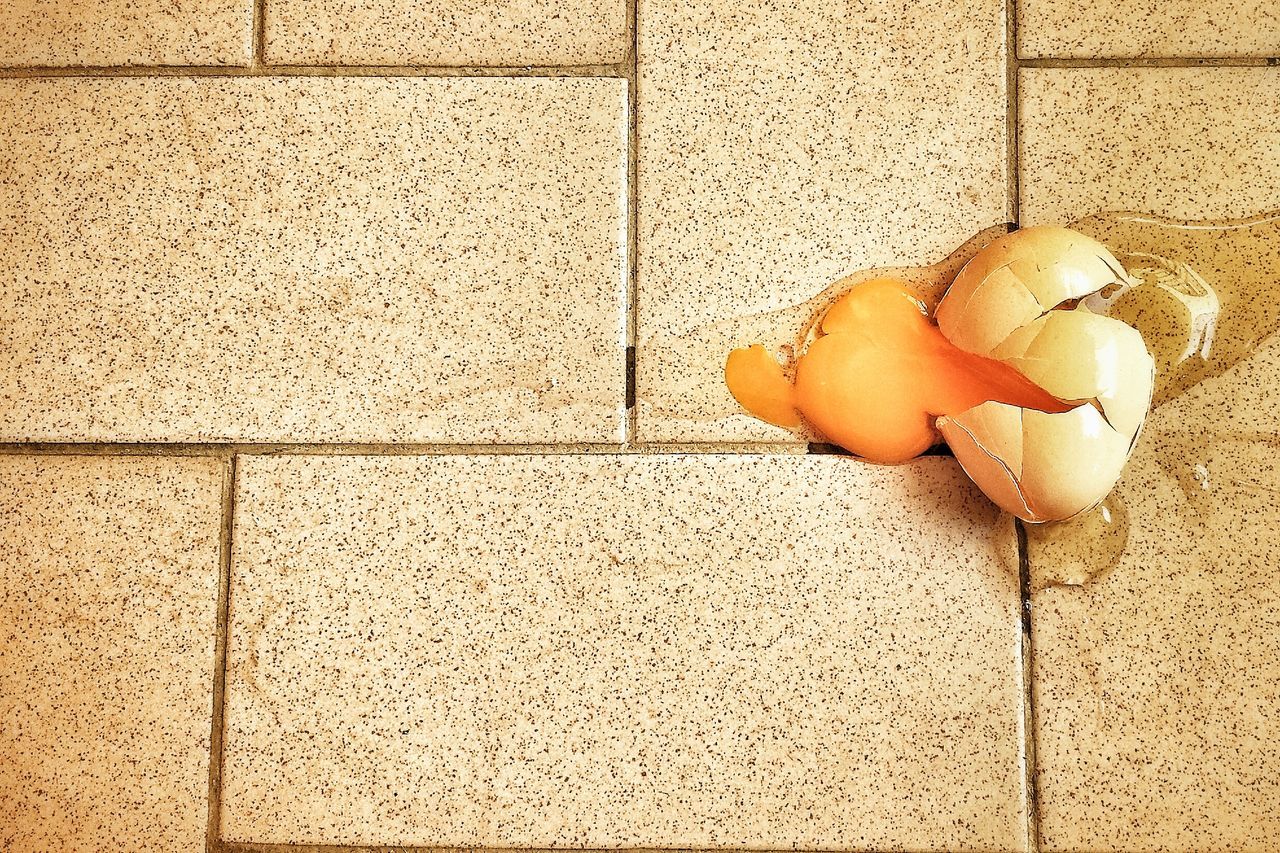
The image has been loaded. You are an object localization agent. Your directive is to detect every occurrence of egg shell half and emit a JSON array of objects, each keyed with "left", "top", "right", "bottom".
[{"left": 934, "top": 226, "right": 1155, "bottom": 523}]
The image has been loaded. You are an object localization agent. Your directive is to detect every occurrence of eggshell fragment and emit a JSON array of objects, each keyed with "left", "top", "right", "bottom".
[
  {"left": 991, "top": 308, "right": 1153, "bottom": 439},
  {"left": 936, "top": 225, "right": 1131, "bottom": 354},
  {"left": 936, "top": 403, "right": 1031, "bottom": 518},
  {"left": 938, "top": 402, "right": 1133, "bottom": 522},
  {"left": 933, "top": 226, "right": 1155, "bottom": 523}
]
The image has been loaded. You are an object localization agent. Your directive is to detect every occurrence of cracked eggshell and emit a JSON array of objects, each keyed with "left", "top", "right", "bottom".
[
  {"left": 992, "top": 308, "right": 1153, "bottom": 439},
  {"left": 936, "top": 225, "right": 1131, "bottom": 354},
  {"left": 933, "top": 226, "right": 1155, "bottom": 523}
]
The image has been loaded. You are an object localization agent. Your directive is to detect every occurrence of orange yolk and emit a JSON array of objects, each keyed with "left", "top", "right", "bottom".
[{"left": 725, "top": 278, "right": 1073, "bottom": 463}]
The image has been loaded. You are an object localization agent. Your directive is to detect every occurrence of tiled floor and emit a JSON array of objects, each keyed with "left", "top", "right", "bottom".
[{"left": 1, "top": 2, "right": 1278, "bottom": 853}]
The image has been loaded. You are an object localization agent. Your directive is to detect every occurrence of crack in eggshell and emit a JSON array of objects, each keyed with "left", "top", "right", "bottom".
[
  {"left": 936, "top": 403, "right": 1034, "bottom": 518},
  {"left": 934, "top": 226, "right": 1155, "bottom": 523}
]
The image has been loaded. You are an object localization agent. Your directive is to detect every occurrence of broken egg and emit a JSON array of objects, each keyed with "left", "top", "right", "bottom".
[
  {"left": 935, "top": 226, "right": 1154, "bottom": 522},
  {"left": 726, "top": 278, "right": 1074, "bottom": 464},
  {"left": 725, "top": 226, "right": 1156, "bottom": 523}
]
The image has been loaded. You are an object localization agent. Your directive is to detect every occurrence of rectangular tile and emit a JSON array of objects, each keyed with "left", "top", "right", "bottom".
[
  {"left": 1031, "top": 337, "right": 1280, "bottom": 851},
  {"left": 1019, "top": 68, "right": 1280, "bottom": 226},
  {"left": 1021, "top": 67, "right": 1280, "bottom": 851},
  {"left": 636, "top": 0, "right": 1009, "bottom": 442},
  {"left": 222, "top": 454, "right": 1027, "bottom": 850},
  {"left": 1018, "top": 0, "right": 1280, "bottom": 59},
  {"left": 265, "top": 0, "right": 629, "bottom": 66},
  {"left": 0, "top": 77, "right": 627, "bottom": 443},
  {"left": 0, "top": 455, "right": 223, "bottom": 852},
  {"left": 0, "top": 0, "right": 252, "bottom": 66}
]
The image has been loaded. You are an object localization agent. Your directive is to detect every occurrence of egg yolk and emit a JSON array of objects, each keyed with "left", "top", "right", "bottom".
[{"left": 725, "top": 278, "right": 1074, "bottom": 463}]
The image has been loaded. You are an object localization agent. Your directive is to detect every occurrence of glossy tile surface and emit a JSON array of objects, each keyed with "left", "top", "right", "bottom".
[
  {"left": 636, "top": 0, "right": 1010, "bottom": 442},
  {"left": 222, "top": 454, "right": 1027, "bottom": 850},
  {"left": 0, "top": 0, "right": 252, "bottom": 66},
  {"left": 0, "top": 456, "right": 223, "bottom": 852},
  {"left": 1031, "top": 338, "right": 1280, "bottom": 852},
  {"left": 265, "top": 0, "right": 628, "bottom": 65},
  {"left": 0, "top": 77, "right": 627, "bottom": 443},
  {"left": 1018, "top": 0, "right": 1280, "bottom": 59},
  {"left": 1019, "top": 68, "right": 1280, "bottom": 226},
  {"left": 1021, "top": 66, "right": 1280, "bottom": 852}
]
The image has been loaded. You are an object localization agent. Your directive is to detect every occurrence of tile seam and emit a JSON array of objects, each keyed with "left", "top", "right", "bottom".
[
  {"left": 1018, "top": 56, "right": 1278, "bottom": 67},
  {"left": 623, "top": 0, "right": 640, "bottom": 448},
  {"left": 2, "top": 59, "right": 1270, "bottom": 79},
  {"left": 207, "top": 456, "right": 239, "bottom": 853},
  {"left": 0, "top": 442, "right": 819, "bottom": 456},
  {"left": 219, "top": 845, "right": 945, "bottom": 852},
  {"left": 0, "top": 64, "right": 630, "bottom": 78},
  {"left": 252, "top": 0, "right": 265, "bottom": 66},
  {"left": 1008, "top": 2, "right": 1039, "bottom": 850},
  {"left": 1015, "top": 519, "right": 1041, "bottom": 853},
  {"left": 1007, "top": 0, "right": 1020, "bottom": 229}
]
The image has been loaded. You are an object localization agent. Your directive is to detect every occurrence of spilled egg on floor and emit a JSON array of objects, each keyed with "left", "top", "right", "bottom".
[{"left": 726, "top": 226, "right": 1156, "bottom": 523}]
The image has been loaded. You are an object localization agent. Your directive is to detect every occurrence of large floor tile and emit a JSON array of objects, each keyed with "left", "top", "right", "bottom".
[
  {"left": 0, "top": 456, "right": 223, "bottom": 852},
  {"left": 265, "top": 0, "right": 628, "bottom": 66},
  {"left": 0, "top": 0, "right": 252, "bottom": 66},
  {"left": 636, "top": 0, "right": 1009, "bottom": 442},
  {"left": 1018, "top": 0, "right": 1280, "bottom": 59},
  {"left": 1032, "top": 337, "right": 1280, "bottom": 852},
  {"left": 0, "top": 77, "right": 627, "bottom": 443},
  {"left": 1020, "top": 67, "right": 1280, "bottom": 851},
  {"left": 1019, "top": 68, "right": 1280, "bottom": 226},
  {"left": 222, "top": 454, "right": 1028, "bottom": 850}
]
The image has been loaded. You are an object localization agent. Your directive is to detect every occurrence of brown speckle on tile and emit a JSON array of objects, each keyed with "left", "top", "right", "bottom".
[
  {"left": 221, "top": 454, "right": 1027, "bottom": 851},
  {"left": 264, "top": 0, "right": 629, "bottom": 66},
  {"left": 1022, "top": 71, "right": 1280, "bottom": 848},
  {"left": 1019, "top": 67, "right": 1280, "bottom": 226},
  {"left": 1032, "top": 335, "right": 1280, "bottom": 851},
  {"left": 0, "top": 77, "right": 628, "bottom": 444},
  {"left": 636, "top": 0, "right": 1010, "bottom": 443},
  {"left": 0, "top": 455, "right": 223, "bottom": 852},
  {"left": 1018, "top": 0, "right": 1280, "bottom": 59},
  {"left": 0, "top": 0, "right": 253, "bottom": 66}
]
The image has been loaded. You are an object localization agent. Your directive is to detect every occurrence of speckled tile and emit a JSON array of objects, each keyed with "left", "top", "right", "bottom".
[
  {"left": 1022, "top": 71, "right": 1280, "bottom": 849},
  {"left": 0, "top": 455, "right": 222, "bottom": 852},
  {"left": 265, "top": 0, "right": 628, "bottom": 65},
  {"left": 0, "top": 77, "right": 627, "bottom": 443},
  {"left": 1031, "top": 337, "right": 1280, "bottom": 851},
  {"left": 0, "top": 0, "right": 252, "bottom": 66},
  {"left": 1018, "top": 0, "right": 1280, "bottom": 59},
  {"left": 1019, "top": 68, "right": 1280, "bottom": 227},
  {"left": 636, "top": 0, "right": 1009, "bottom": 443},
  {"left": 222, "top": 454, "right": 1028, "bottom": 850}
]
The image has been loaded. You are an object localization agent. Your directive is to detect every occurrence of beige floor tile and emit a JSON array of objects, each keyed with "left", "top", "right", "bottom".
[
  {"left": 222, "top": 454, "right": 1028, "bottom": 850},
  {"left": 1018, "top": 0, "right": 1280, "bottom": 59},
  {"left": 1019, "top": 68, "right": 1280, "bottom": 227},
  {"left": 1022, "top": 67, "right": 1280, "bottom": 850},
  {"left": 265, "top": 0, "right": 628, "bottom": 65},
  {"left": 0, "top": 77, "right": 627, "bottom": 443},
  {"left": 636, "top": 0, "right": 1010, "bottom": 443},
  {"left": 0, "top": 455, "right": 223, "bottom": 852},
  {"left": 1032, "top": 336, "right": 1280, "bottom": 852},
  {"left": 0, "top": 0, "right": 252, "bottom": 66}
]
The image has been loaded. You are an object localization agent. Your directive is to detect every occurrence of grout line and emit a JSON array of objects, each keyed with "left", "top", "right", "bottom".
[
  {"left": 0, "top": 63, "right": 629, "bottom": 78},
  {"left": 0, "top": 441, "right": 818, "bottom": 456},
  {"left": 1008, "top": 4, "right": 1039, "bottom": 851},
  {"left": 252, "top": 0, "right": 266, "bottom": 66},
  {"left": 206, "top": 456, "right": 239, "bottom": 853},
  {"left": 221, "top": 844, "right": 930, "bottom": 852},
  {"left": 1015, "top": 519, "right": 1041, "bottom": 853},
  {"left": 624, "top": 0, "right": 640, "bottom": 448},
  {"left": 1006, "top": 0, "right": 1020, "bottom": 228},
  {"left": 625, "top": 345, "right": 637, "bottom": 431},
  {"left": 1018, "top": 56, "right": 1278, "bottom": 68}
]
